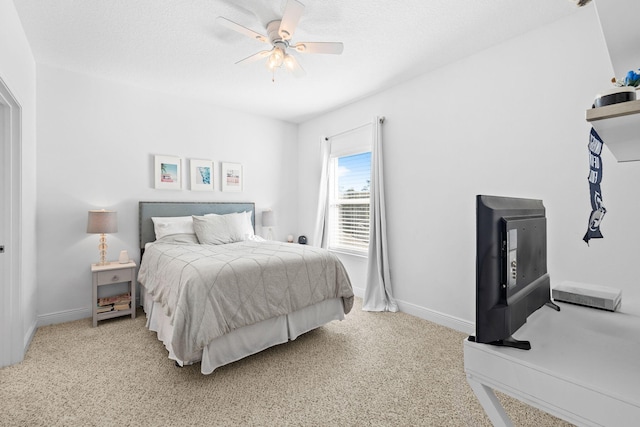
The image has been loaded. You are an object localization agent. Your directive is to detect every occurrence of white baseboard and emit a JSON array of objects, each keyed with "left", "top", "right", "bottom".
[
  {"left": 351, "top": 286, "right": 474, "bottom": 334},
  {"left": 37, "top": 307, "right": 91, "bottom": 327},
  {"left": 36, "top": 297, "right": 142, "bottom": 328},
  {"left": 351, "top": 285, "right": 365, "bottom": 299},
  {"left": 396, "top": 299, "right": 474, "bottom": 334},
  {"left": 23, "top": 320, "right": 37, "bottom": 352}
]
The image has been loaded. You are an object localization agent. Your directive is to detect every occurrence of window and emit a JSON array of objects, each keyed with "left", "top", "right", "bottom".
[{"left": 328, "top": 150, "right": 371, "bottom": 254}]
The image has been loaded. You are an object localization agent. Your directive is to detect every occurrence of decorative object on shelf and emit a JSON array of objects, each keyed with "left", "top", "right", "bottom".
[
  {"left": 154, "top": 155, "right": 182, "bottom": 190},
  {"left": 262, "top": 210, "right": 277, "bottom": 240},
  {"left": 612, "top": 69, "right": 640, "bottom": 88},
  {"left": 221, "top": 162, "right": 243, "bottom": 192},
  {"left": 583, "top": 128, "right": 606, "bottom": 245},
  {"left": 287, "top": 234, "right": 294, "bottom": 243},
  {"left": 189, "top": 159, "right": 214, "bottom": 191},
  {"left": 298, "top": 235, "right": 307, "bottom": 245},
  {"left": 118, "top": 250, "right": 129, "bottom": 264},
  {"left": 594, "top": 86, "right": 636, "bottom": 107},
  {"left": 594, "top": 69, "right": 640, "bottom": 108},
  {"left": 87, "top": 209, "right": 118, "bottom": 265}
]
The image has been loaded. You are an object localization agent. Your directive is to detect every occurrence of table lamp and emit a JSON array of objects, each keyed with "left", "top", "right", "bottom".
[
  {"left": 262, "top": 210, "right": 276, "bottom": 240},
  {"left": 87, "top": 209, "right": 118, "bottom": 265}
]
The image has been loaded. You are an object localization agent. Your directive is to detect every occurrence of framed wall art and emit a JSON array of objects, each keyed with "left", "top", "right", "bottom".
[
  {"left": 221, "top": 162, "right": 243, "bottom": 192},
  {"left": 154, "top": 155, "right": 182, "bottom": 190},
  {"left": 190, "top": 159, "right": 214, "bottom": 191}
]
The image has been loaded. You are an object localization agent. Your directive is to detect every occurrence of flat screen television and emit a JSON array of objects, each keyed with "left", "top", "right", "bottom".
[{"left": 472, "top": 195, "right": 559, "bottom": 350}]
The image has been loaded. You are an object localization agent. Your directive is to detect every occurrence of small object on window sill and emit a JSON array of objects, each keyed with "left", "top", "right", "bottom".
[{"left": 298, "top": 236, "right": 307, "bottom": 245}]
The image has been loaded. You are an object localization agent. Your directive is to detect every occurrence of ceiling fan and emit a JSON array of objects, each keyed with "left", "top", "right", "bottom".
[{"left": 216, "top": 0, "right": 344, "bottom": 80}]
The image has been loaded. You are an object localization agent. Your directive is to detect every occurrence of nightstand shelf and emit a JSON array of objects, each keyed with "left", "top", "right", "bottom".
[{"left": 91, "top": 261, "right": 136, "bottom": 327}]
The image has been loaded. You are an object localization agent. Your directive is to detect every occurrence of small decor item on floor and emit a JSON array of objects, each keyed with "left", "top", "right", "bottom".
[{"left": 583, "top": 127, "right": 606, "bottom": 245}]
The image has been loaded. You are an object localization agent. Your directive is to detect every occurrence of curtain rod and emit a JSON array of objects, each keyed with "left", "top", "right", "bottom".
[{"left": 324, "top": 116, "right": 385, "bottom": 141}]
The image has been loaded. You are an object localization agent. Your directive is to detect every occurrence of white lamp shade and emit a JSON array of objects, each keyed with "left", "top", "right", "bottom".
[
  {"left": 87, "top": 210, "right": 118, "bottom": 234},
  {"left": 262, "top": 210, "right": 276, "bottom": 227}
]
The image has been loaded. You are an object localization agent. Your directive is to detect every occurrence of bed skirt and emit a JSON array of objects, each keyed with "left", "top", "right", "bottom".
[{"left": 141, "top": 285, "right": 346, "bottom": 374}]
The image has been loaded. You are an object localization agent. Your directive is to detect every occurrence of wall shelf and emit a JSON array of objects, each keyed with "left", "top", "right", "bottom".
[
  {"left": 586, "top": 100, "right": 640, "bottom": 162},
  {"left": 588, "top": 0, "right": 640, "bottom": 162}
]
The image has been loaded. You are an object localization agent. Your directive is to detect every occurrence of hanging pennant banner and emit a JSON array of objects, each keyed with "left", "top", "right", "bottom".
[{"left": 583, "top": 127, "right": 606, "bottom": 245}]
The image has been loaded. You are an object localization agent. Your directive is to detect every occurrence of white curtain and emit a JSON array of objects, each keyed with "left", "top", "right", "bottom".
[
  {"left": 362, "top": 116, "right": 398, "bottom": 312},
  {"left": 312, "top": 137, "right": 330, "bottom": 248}
]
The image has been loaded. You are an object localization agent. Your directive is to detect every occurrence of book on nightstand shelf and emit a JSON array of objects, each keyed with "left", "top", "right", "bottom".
[
  {"left": 96, "top": 305, "right": 113, "bottom": 314},
  {"left": 97, "top": 292, "right": 131, "bottom": 312}
]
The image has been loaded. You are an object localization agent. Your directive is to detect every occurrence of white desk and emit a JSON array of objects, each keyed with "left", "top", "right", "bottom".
[{"left": 464, "top": 302, "right": 640, "bottom": 427}]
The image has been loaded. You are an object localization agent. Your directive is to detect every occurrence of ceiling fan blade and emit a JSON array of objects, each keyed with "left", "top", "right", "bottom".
[
  {"left": 278, "top": 0, "right": 305, "bottom": 41},
  {"left": 293, "top": 42, "right": 344, "bottom": 55},
  {"left": 216, "top": 16, "right": 268, "bottom": 43},
  {"left": 235, "top": 50, "right": 272, "bottom": 65},
  {"left": 284, "top": 54, "right": 306, "bottom": 78}
]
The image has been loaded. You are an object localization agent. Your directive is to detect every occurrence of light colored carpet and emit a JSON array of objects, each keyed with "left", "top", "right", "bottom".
[{"left": 0, "top": 298, "right": 572, "bottom": 426}]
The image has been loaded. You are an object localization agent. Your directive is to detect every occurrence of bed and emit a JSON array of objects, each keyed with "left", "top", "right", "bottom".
[{"left": 138, "top": 201, "right": 354, "bottom": 374}]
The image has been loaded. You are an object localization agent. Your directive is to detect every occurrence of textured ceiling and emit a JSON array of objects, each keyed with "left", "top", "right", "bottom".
[{"left": 13, "top": 0, "right": 582, "bottom": 123}]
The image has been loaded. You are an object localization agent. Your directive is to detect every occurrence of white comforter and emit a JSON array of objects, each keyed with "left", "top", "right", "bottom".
[{"left": 138, "top": 239, "right": 354, "bottom": 361}]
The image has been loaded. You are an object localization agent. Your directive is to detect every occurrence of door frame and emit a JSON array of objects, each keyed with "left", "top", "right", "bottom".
[{"left": 0, "top": 76, "right": 24, "bottom": 367}]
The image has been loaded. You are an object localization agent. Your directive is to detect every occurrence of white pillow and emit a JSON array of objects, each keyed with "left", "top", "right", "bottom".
[
  {"left": 204, "top": 211, "right": 254, "bottom": 240},
  {"left": 193, "top": 214, "right": 243, "bottom": 245},
  {"left": 151, "top": 216, "right": 195, "bottom": 240},
  {"left": 239, "top": 211, "right": 254, "bottom": 239},
  {"left": 156, "top": 233, "right": 199, "bottom": 244}
]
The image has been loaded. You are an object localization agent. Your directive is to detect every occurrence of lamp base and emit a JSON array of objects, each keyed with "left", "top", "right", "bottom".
[{"left": 98, "top": 233, "right": 109, "bottom": 265}]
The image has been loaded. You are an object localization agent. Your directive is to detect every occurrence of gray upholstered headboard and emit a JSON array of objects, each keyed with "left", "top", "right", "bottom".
[{"left": 139, "top": 201, "right": 255, "bottom": 252}]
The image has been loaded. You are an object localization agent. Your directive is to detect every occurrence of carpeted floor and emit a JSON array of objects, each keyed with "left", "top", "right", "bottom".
[{"left": 0, "top": 298, "right": 572, "bottom": 426}]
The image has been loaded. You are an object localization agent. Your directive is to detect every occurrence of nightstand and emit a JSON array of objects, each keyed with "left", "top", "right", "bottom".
[{"left": 91, "top": 261, "right": 136, "bottom": 327}]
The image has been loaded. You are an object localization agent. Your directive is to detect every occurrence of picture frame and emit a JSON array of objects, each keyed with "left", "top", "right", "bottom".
[
  {"left": 221, "top": 162, "right": 243, "bottom": 192},
  {"left": 189, "top": 159, "right": 214, "bottom": 191},
  {"left": 154, "top": 155, "right": 182, "bottom": 190}
]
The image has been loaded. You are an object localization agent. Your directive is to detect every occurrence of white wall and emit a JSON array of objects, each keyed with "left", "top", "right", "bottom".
[
  {"left": 36, "top": 64, "right": 299, "bottom": 324},
  {"left": 298, "top": 7, "right": 640, "bottom": 332},
  {"left": 0, "top": 0, "right": 38, "bottom": 362}
]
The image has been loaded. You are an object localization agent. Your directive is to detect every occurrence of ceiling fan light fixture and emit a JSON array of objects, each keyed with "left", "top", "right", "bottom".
[
  {"left": 266, "top": 47, "right": 285, "bottom": 70},
  {"left": 294, "top": 44, "right": 306, "bottom": 53},
  {"left": 283, "top": 54, "right": 295, "bottom": 70}
]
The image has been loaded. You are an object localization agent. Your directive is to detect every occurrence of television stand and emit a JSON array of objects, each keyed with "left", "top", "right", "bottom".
[
  {"left": 468, "top": 335, "right": 532, "bottom": 350},
  {"left": 489, "top": 336, "right": 531, "bottom": 351},
  {"left": 545, "top": 301, "right": 561, "bottom": 311},
  {"left": 469, "top": 303, "right": 561, "bottom": 351},
  {"left": 464, "top": 302, "right": 640, "bottom": 426}
]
